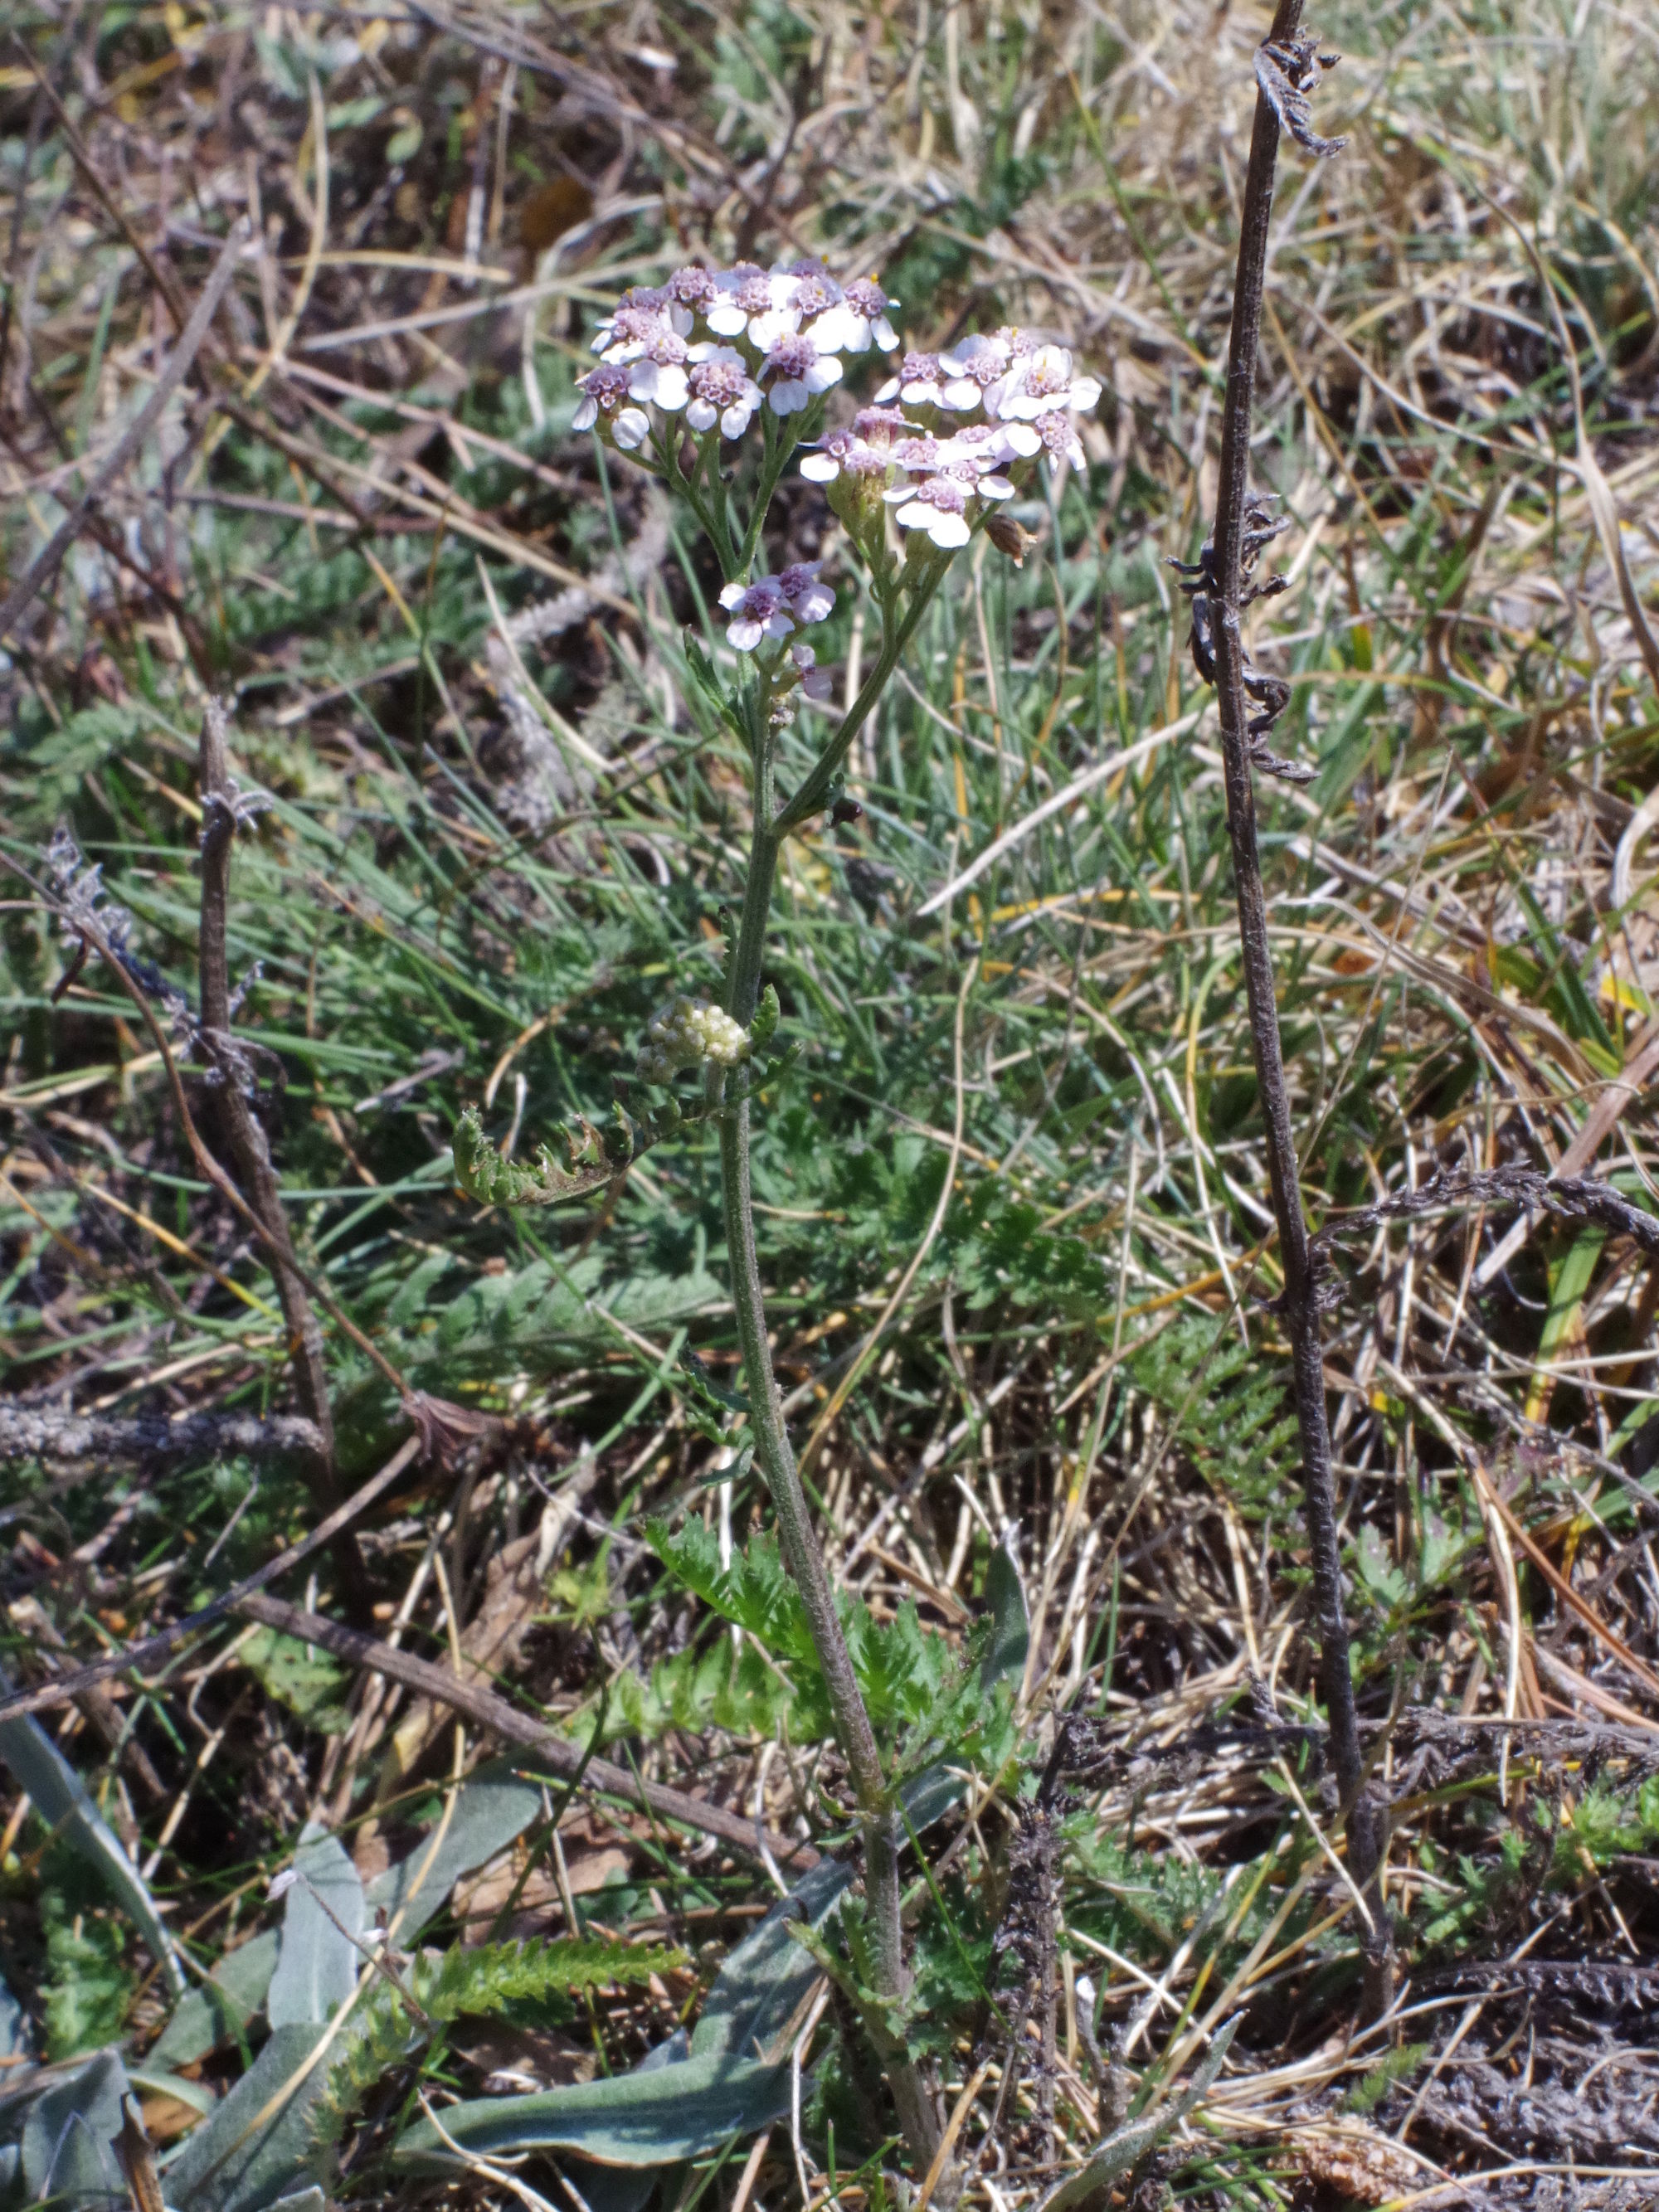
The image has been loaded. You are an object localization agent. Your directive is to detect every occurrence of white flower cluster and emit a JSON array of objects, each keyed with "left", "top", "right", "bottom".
[
  {"left": 572, "top": 260, "right": 900, "bottom": 454},
  {"left": 801, "top": 332, "right": 1102, "bottom": 548},
  {"left": 637, "top": 996, "right": 751, "bottom": 1084}
]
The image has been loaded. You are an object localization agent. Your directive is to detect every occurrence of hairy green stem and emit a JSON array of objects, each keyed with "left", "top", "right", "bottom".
[
  {"left": 710, "top": 592, "right": 949, "bottom": 2179},
  {"left": 777, "top": 555, "right": 949, "bottom": 832}
]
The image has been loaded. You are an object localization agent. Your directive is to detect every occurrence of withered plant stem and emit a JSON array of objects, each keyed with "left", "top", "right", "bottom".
[
  {"left": 199, "top": 700, "right": 368, "bottom": 1613},
  {"left": 1209, "top": 0, "right": 1389, "bottom": 1990}
]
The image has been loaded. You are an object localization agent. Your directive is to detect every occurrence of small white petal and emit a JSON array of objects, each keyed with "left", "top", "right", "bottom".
[
  {"left": 927, "top": 513, "right": 971, "bottom": 547},
  {"left": 613, "top": 409, "right": 650, "bottom": 449},
  {"left": 873, "top": 375, "right": 901, "bottom": 404},
  {"left": 572, "top": 398, "right": 598, "bottom": 430},
  {"left": 687, "top": 398, "right": 718, "bottom": 432},
  {"left": 727, "top": 618, "right": 763, "bottom": 649},
  {"left": 799, "top": 452, "right": 840, "bottom": 481},
  {"left": 719, "top": 581, "right": 747, "bottom": 610},
  {"left": 1070, "top": 376, "right": 1102, "bottom": 412},
  {"left": 804, "top": 358, "right": 843, "bottom": 394},
  {"left": 705, "top": 304, "right": 749, "bottom": 337},
  {"left": 768, "top": 379, "right": 810, "bottom": 415}
]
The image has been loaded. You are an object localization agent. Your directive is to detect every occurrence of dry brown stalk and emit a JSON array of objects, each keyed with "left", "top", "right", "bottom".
[
  {"left": 235, "top": 1590, "right": 820, "bottom": 1871},
  {"left": 1205, "top": 0, "right": 1390, "bottom": 2000},
  {"left": 198, "top": 698, "right": 366, "bottom": 1610}
]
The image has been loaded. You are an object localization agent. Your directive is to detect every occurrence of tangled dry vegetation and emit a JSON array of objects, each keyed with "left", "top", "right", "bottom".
[{"left": 2, "top": 0, "right": 1658, "bottom": 2207}]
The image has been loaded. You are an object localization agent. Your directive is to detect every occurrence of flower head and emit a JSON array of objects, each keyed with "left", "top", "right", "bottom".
[
  {"left": 705, "top": 263, "right": 788, "bottom": 339},
  {"left": 573, "top": 364, "right": 649, "bottom": 450},
  {"left": 838, "top": 279, "right": 900, "bottom": 353},
  {"left": 719, "top": 576, "right": 795, "bottom": 650},
  {"left": 685, "top": 347, "right": 762, "bottom": 439},
  {"left": 761, "top": 330, "right": 843, "bottom": 415},
  {"left": 625, "top": 325, "right": 690, "bottom": 411},
  {"left": 986, "top": 343, "right": 1101, "bottom": 423},
  {"left": 665, "top": 264, "right": 718, "bottom": 311},
  {"left": 1033, "top": 408, "right": 1087, "bottom": 477},
  {"left": 888, "top": 473, "right": 974, "bottom": 549},
  {"left": 937, "top": 333, "right": 1013, "bottom": 411},
  {"left": 875, "top": 350, "right": 947, "bottom": 407},
  {"left": 779, "top": 562, "right": 834, "bottom": 625},
  {"left": 594, "top": 295, "right": 690, "bottom": 359},
  {"left": 638, "top": 996, "right": 750, "bottom": 1083}
]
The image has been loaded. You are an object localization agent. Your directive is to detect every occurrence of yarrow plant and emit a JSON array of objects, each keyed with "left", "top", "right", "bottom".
[{"left": 494, "top": 252, "right": 1102, "bottom": 2185}]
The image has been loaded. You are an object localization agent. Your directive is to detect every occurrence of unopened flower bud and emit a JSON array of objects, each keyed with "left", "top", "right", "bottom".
[
  {"left": 985, "top": 510, "right": 1036, "bottom": 566},
  {"left": 636, "top": 997, "right": 751, "bottom": 1083}
]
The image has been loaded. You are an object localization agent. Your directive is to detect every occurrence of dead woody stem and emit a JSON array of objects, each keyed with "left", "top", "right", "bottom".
[
  {"left": 1208, "top": 0, "right": 1390, "bottom": 1988},
  {"left": 198, "top": 700, "right": 369, "bottom": 1613}
]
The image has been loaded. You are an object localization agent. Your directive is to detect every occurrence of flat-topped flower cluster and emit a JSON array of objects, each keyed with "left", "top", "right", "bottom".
[
  {"left": 572, "top": 258, "right": 1102, "bottom": 657},
  {"left": 573, "top": 258, "right": 899, "bottom": 453},
  {"left": 802, "top": 331, "right": 1102, "bottom": 550}
]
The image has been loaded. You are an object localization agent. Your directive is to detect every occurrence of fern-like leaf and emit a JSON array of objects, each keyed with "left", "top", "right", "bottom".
[
  {"left": 453, "top": 1029, "right": 799, "bottom": 1210},
  {"left": 1128, "top": 1315, "right": 1298, "bottom": 1517},
  {"left": 312, "top": 1937, "right": 681, "bottom": 2166}
]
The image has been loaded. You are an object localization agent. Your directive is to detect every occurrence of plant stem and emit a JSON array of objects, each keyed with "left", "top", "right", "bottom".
[
  {"left": 199, "top": 701, "right": 369, "bottom": 1617},
  {"left": 778, "top": 555, "right": 948, "bottom": 833},
  {"left": 1209, "top": 0, "right": 1390, "bottom": 1996},
  {"left": 713, "top": 615, "right": 948, "bottom": 2181}
]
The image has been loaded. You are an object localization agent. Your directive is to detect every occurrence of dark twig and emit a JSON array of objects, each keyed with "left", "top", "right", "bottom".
[
  {"left": 1202, "top": 0, "right": 1391, "bottom": 2001},
  {"left": 197, "top": 698, "right": 367, "bottom": 1610},
  {"left": 0, "top": 222, "right": 245, "bottom": 645},
  {"left": 233, "top": 1592, "right": 820, "bottom": 1871}
]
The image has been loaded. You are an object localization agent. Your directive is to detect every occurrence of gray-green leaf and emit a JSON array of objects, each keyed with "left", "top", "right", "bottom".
[
  {"left": 0, "top": 1718, "right": 183, "bottom": 1996},
  {"left": 364, "top": 1758, "right": 543, "bottom": 1942},
  {"left": 20, "top": 2046, "right": 129, "bottom": 2208},
  {"left": 266, "top": 1826, "right": 363, "bottom": 2028},
  {"left": 392, "top": 2051, "right": 792, "bottom": 2173},
  {"left": 159, "top": 2022, "right": 330, "bottom": 2212}
]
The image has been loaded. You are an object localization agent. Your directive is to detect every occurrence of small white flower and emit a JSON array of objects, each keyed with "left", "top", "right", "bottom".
[
  {"left": 936, "top": 421, "right": 1031, "bottom": 471},
  {"left": 705, "top": 262, "right": 789, "bottom": 338},
  {"left": 761, "top": 332, "right": 843, "bottom": 415},
  {"left": 937, "top": 332, "right": 1014, "bottom": 411},
  {"left": 626, "top": 326, "right": 692, "bottom": 411},
  {"left": 835, "top": 278, "right": 900, "bottom": 353},
  {"left": 874, "top": 350, "right": 947, "bottom": 407},
  {"left": 719, "top": 576, "right": 795, "bottom": 650},
  {"left": 986, "top": 343, "right": 1102, "bottom": 422},
  {"left": 777, "top": 562, "right": 834, "bottom": 625},
  {"left": 685, "top": 348, "right": 762, "bottom": 439},
  {"left": 664, "top": 264, "right": 719, "bottom": 314},
  {"left": 1033, "top": 409, "right": 1088, "bottom": 477},
  {"left": 799, "top": 408, "right": 912, "bottom": 483},
  {"left": 595, "top": 299, "right": 684, "bottom": 362},
  {"left": 889, "top": 434, "right": 946, "bottom": 474},
  {"left": 574, "top": 365, "right": 652, "bottom": 452},
  {"left": 890, "top": 473, "right": 973, "bottom": 549}
]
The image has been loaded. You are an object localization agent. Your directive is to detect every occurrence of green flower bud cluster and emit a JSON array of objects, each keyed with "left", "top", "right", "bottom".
[{"left": 637, "top": 996, "right": 751, "bottom": 1084}]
